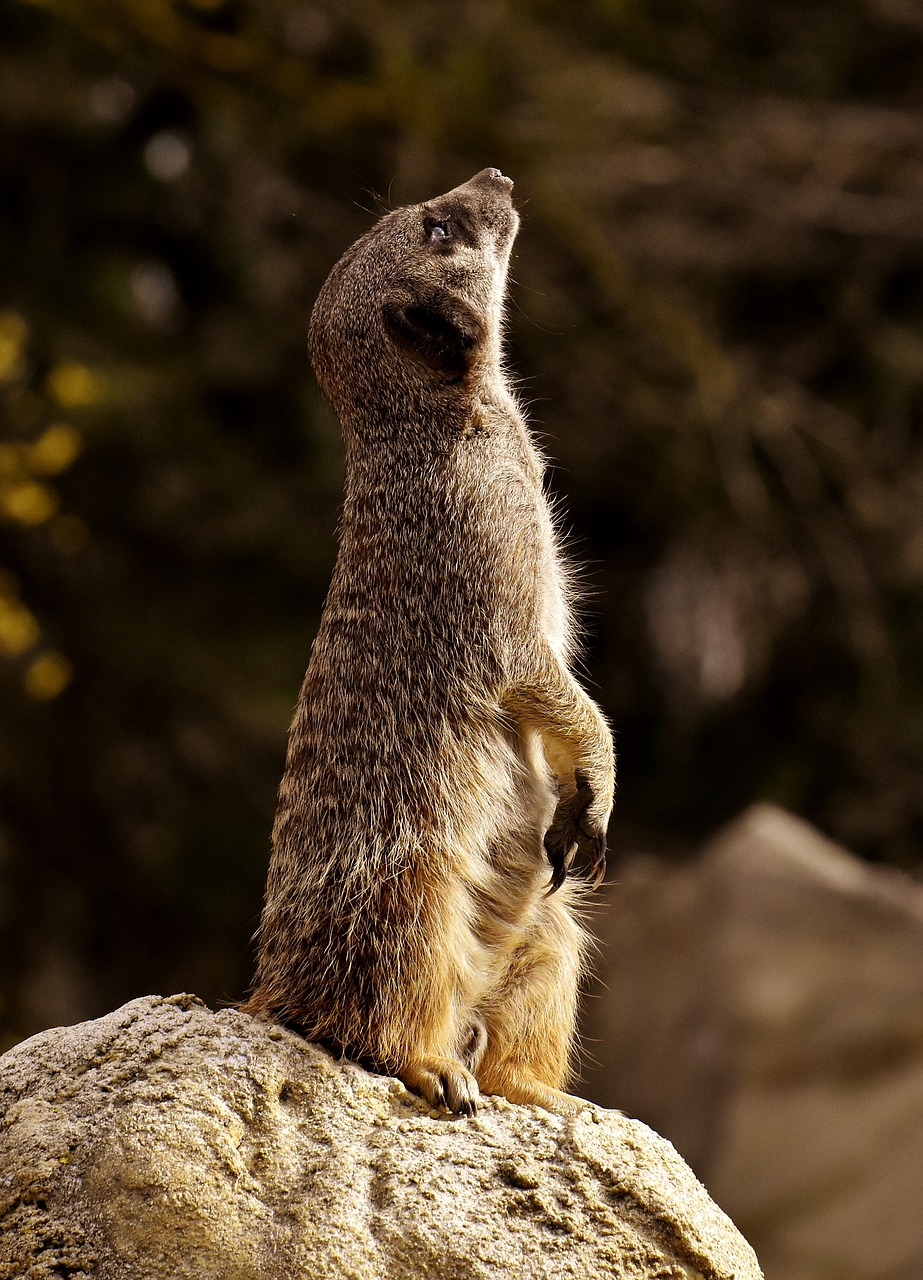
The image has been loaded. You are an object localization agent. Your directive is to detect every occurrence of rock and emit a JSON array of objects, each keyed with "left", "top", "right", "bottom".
[
  {"left": 0, "top": 994, "right": 761, "bottom": 1280},
  {"left": 582, "top": 804, "right": 923, "bottom": 1280}
]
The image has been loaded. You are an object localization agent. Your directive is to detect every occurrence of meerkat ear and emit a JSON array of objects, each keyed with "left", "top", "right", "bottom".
[{"left": 383, "top": 288, "right": 485, "bottom": 377}]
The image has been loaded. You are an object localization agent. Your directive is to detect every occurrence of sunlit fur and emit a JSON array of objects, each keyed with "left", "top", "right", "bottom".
[{"left": 245, "top": 170, "right": 615, "bottom": 1115}]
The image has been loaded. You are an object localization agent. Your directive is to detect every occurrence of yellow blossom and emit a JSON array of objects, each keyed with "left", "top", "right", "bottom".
[
  {"left": 47, "top": 362, "right": 104, "bottom": 408},
  {"left": 24, "top": 651, "right": 73, "bottom": 700},
  {"left": 28, "top": 423, "right": 82, "bottom": 475},
  {"left": 0, "top": 598, "right": 40, "bottom": 656},
  {"left": 1, "top": 481, "right": 58, "bottom": 525}
]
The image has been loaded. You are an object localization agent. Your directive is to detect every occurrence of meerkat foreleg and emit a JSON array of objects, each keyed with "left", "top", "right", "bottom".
[{"left": 502, "top": 651, "right": 615, "bottom": 889}]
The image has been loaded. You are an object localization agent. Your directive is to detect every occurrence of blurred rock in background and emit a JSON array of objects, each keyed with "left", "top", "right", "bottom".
[{"left": 583, "top": 804, "right": 923, "bottom": 1280}]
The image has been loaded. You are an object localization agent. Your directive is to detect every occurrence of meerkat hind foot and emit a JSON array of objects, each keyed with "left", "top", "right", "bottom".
[
  {"left": 486, "top": 1078, "right": 591, "bottom": 1116},
  {"left": 400, "top": 1055, "right": 480, "bottom": 1116}
]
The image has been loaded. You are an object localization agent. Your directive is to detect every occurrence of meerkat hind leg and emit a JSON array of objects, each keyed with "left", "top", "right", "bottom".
[{"left": 476, "top": 890, "right": 588, "bottom": 1115}]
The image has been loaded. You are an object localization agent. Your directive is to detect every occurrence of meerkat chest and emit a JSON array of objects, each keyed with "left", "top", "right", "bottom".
[
  {"left": 533, "top": 495, "right": 572, "bottom": 659},
  {"left": 495, "top": 453, "right": 573, "bottom": 658},
  {"left": 463, "top": 390, "right": 575, "bottom": 660}
]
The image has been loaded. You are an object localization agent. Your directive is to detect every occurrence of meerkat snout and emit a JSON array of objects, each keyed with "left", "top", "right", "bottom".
[{"left": 470, "top": 166, "right": 513, "bottom": 187}]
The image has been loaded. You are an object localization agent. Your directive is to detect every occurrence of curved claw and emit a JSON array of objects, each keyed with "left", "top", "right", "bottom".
[
  {"left": 440, "top": 1067, "right": 479, "bottom": 1116},
  {"left": 577, "top": 813, "right": 607, "bottom": 888},
  {"left": 543, "top": 826, "right": 576, "bottom": 895},
  {"left": 587, "top": 831, "right": 607, "bottom": 890},
  {"left": 545, "top": 860, "right": 568, "bottom": 896}
]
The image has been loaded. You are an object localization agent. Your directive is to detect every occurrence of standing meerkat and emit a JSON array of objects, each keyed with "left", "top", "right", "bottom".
[{"left": 246, "top": 168, "right": 615, "bottom": 1115}]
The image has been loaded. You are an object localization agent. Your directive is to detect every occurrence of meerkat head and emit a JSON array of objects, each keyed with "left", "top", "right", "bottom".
[{"left": 309, "top": 169, "right": 519, "bottom": 432}]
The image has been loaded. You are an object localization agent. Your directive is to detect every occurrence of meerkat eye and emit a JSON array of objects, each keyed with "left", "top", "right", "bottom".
[{"left": 425, "top": 218, "right": 453, "bottom": 245}]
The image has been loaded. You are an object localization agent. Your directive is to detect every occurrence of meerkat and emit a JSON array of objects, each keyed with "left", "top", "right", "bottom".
[{"left": 245, "top": 168, "right": 615, "bottom": 1116}]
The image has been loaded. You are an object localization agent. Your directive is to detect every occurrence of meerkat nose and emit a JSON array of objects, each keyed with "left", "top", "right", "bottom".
[{"left": 473, "top": 167, "right": 514, "bottom": 191}]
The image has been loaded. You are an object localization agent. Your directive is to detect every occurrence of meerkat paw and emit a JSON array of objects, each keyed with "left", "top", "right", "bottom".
[
  {"left": 399, "top": 1055, "right": 480, "bottom": 1116},
  {"left": 544, "top": 769, "right": 607, "bottom": 892}
]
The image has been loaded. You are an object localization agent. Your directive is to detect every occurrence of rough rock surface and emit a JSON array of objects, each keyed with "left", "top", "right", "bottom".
[
  {"left": 0, "top": 994, "right": 761, "bottom": 1280},
  {"left": 583, "top": 804, "right": 923, "bottom": 1280}
]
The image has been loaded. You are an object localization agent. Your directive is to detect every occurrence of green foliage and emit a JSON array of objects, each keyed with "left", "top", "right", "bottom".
[{"left": 3, "top": 0, "right": 923, "bottom": 1045}]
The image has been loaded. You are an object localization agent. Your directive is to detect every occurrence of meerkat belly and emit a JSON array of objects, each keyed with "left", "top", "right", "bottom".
[
  {"left": 453, "top": 700, "right": 558, "bottom": 983},
  {"left": 456, "top": 725, "right": 556, "bottom": 994}
]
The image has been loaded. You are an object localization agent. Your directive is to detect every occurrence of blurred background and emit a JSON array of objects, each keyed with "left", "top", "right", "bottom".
[{"left": 2, "top": 0, "right": 923, "bottom": 1275}]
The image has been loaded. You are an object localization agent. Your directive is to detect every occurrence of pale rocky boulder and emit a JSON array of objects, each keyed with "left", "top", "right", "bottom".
[
  {"left": 0, "top": 993, "right": 760, "bottom": 1280},
  {"left": 583, "top": 804, "right": 923, "bottom": 1280}
]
